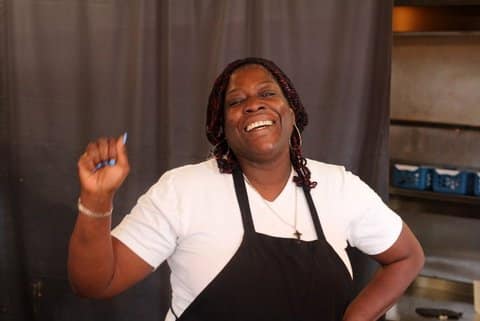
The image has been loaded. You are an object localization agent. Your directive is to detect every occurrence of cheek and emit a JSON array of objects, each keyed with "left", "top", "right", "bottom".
[
  {"left": 223, "top": 111, "right": 239, "bottom": 139},
  {"left": 285, "top": 107, "right": 295, "bottom": 127}
]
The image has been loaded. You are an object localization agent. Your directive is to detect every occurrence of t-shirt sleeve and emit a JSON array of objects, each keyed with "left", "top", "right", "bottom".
[
  {"left": 343, "top": 170, "right": 403, "bottom": 256},
  {"left": 111, "top": 171, "right": 180, "bottom": 269}
]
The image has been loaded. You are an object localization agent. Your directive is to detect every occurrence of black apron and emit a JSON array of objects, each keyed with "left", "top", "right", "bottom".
[{"left": 173, "top": 167, "right": 353, "bottom": 321}]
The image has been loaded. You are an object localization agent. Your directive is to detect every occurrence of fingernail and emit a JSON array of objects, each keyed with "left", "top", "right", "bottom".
[
  {"left": 108, "top": 159, "right": 116, "bottom": 166},
  {"left": 122, "top": 132, "right": 128, "bottom": 145},
  {"left": 95, "top": 162, "right": 104, "bottom": 170}
]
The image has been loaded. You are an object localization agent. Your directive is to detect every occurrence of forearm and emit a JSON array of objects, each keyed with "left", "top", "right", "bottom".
[
  {"left": 343, "top": 233, "right": 424, "bottom": 321},
  {"left": 344, "top": 260, "right": 420, "bottom": 321},
  {"left": 68, "top": 193, "right": 116, "bottom": 298}
]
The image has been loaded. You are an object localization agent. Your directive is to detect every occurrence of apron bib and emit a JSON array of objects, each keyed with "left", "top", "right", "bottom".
[{"left": 173, "top": 167, "right": 353, "bottom": 321}]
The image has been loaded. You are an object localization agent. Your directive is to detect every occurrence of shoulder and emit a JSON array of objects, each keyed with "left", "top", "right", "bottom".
[
  {"left": 148, "top": 158, "right": 231, "bottom": 200},
  {"left": 305, "top": 158, "right": 382, "bottom": 216},
  {"left": 305, "top": 158, "right": 354, "bottom": 193},
  {"left": 154, "top": 158, "right": 225, "bottom": 187},
  {"left": 306, "top": 159, "right": 346, "bottom": 178},
  {"left": 305, "top": 160, "right": 402, "bottom": 255},
  {"left": 161, "top": 158, "right": 221, "bottom": 184}
]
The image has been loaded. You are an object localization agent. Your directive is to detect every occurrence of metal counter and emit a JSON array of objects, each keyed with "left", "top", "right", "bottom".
[{"left": 387, "top": 276, "right": 479, "bottom": 321}]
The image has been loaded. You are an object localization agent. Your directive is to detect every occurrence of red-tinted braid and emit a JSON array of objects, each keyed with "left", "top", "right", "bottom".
[{"left": 206, "top": 57, "right": 317, "bottom": 189}]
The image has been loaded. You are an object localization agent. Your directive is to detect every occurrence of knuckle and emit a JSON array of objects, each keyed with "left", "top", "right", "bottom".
[{"left": 97, "top": 138, "right": 107, "bottom": 147}]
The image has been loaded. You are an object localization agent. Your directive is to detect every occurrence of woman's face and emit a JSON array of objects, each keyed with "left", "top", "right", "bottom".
[{"left": 223, "top": 64, "right": 295, "bottom": 163}]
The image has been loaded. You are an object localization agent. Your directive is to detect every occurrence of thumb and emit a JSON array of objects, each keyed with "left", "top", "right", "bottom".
[{"left": 116, "top": 132, "right": 129, "bottom": 167}]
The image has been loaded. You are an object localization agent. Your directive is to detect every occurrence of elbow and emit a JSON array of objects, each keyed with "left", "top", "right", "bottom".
[
  {"left": 400, "top": 239, "right": 425, "bottom": 283},
  {"left": 68, "top": 276, "right": 95, "bottom": 299},
  {"left": 69, "top": 283, "right": 89, "bottom": 299},
  {"left": 67, "top": 254, "right": 117, "bottom": 299},
  {"left": 413, "top": 244, "right": 425, "bottom": 275},
  {"left": 402, "top": 223, "right": 426, "bottom": 278},
  {"left": 68, "top": 279, "right": 115, "bottom": 300},
  {"left": 67, "top": 268, "right": 115, "bottom": 300},
  {"left": 407, "top": 229, "right": 425, "bottom": 277}
]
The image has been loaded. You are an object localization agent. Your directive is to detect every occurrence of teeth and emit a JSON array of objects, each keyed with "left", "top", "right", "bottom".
[{"left": 246, "top": 120, "right": 274, "bottom": 132}]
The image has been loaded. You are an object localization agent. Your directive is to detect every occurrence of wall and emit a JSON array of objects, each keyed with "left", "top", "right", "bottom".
[{"left": 390, "top": 34, "right": 480, "bottom": 283}]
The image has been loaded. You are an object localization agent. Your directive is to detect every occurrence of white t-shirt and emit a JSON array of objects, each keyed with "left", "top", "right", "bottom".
[{"left": 111, "top": 159, "right": 402, "bottom": 320}]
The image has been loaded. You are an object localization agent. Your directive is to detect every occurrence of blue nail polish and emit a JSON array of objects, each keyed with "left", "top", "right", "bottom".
[
  {"left": 108, "top": 159, "right": 116, "bottom": 166},
  {"left": 123, "top": 132, "right": 128, "bottom": 145},
  {"left": 95, "top": 161, "right": 109, "bottom": 171}
]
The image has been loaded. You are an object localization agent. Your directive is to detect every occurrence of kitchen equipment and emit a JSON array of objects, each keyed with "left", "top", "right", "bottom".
[{"left": 416, "top": 307, "right": 463, "bottom": 319}]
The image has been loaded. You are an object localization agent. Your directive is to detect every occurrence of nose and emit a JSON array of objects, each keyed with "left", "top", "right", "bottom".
[{"left": 244, "top": 96, "right": 265, "bottom": 113}]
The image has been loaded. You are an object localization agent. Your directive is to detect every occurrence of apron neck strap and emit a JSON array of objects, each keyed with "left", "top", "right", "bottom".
[
  {"left": 302, "top": 185, "right": 326, "bottom": 242},
  {"left": 232, "top": 167, "right": 256, "bottom": 234}
]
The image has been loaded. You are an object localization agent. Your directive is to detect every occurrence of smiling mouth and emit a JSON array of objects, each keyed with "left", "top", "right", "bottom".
[{"left": 245, "top": 120, "right": 274, "bottom": 132}]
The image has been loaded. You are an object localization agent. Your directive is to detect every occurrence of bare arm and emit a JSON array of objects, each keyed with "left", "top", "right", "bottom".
[
  {"left": 343, "top": 223, "right": 425, "bottom": 321},
  {"left": 68, "top": 135, "right": 152, "bottom": 299}
]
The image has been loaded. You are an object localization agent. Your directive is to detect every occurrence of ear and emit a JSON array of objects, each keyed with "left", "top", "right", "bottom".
[{"left": 289, "top": 108, "right": 296, "bottom": 125}]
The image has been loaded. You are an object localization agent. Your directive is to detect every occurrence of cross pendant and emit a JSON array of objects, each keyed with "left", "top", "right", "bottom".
[{"left": 293, "top": 230, "right": 302, "bottom": 240}]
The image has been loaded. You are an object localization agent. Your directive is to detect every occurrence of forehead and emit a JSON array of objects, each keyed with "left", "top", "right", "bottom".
[{"left": 227, "top": 64, "right": 278, "bottom": 89}]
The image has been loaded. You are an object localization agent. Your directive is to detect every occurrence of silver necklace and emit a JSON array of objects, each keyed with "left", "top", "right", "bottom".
[{"left": 243, "top": 174, "right": 302, "bottom": 240}]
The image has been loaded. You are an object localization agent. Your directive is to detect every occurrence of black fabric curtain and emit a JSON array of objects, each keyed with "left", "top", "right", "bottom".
[{"left": 1, "top": 1, "right": 392, "bottom": 320}]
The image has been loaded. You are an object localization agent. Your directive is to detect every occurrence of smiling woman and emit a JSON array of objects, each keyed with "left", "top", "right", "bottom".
[
  {"left": 68, "top": 57, "right": 424, "bottom": 321},
  {"left": 206, "top": 58, "right": 313, "bottom": 190}
]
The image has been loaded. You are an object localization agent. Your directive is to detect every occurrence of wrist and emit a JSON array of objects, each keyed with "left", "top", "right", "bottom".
[{"left": 79, "top": 191, "right": 114, "bottom": 213}]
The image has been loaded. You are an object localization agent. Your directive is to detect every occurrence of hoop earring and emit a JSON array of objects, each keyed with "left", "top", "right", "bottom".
[
  {"left": 223, "top": 147, "right": 230, "bottom": 160},
  {"left": 209, "top": 140, "right": 228, "bottom": 158},
  {"left": 290, "top": 123, "right": 302, "bottom": 149}
]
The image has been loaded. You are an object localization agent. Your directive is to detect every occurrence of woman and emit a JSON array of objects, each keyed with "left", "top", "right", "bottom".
[{"left": 69, "top": 57, "right": 424, "bottom": 321}]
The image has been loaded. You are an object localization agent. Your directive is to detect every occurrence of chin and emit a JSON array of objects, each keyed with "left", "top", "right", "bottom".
[{"left": 243, "top": 144, "right": 289, "bottom": 162}]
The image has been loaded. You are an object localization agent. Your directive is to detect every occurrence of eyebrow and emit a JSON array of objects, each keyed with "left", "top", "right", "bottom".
[{"left": 226, "top": 80, "right": 277, "bottom": 96}]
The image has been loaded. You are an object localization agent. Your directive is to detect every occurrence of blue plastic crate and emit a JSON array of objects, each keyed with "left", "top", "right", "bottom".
[
  {"left": 432, "top": 169, "right": 473, "bottom": 195},
  {"left": 474, "top": 172, "right": 480, "bottom": 196},
  {"left": 392, "top": 164, "right": 432, "bottom": 190}
]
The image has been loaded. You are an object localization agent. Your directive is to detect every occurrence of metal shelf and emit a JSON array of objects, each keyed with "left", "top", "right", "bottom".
[
  {"left": 389, "top": 187, "right": 480, "bottom": 219},
  {"left": 391, "top": 119, "right": 480, "bottom": 132}
]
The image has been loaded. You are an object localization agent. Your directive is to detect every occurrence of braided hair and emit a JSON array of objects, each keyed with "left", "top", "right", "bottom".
[{"left": 205, "top": 57, "right": 317, "bottom": 189}]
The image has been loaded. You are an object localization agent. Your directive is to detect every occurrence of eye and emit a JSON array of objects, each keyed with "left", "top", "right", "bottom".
[
  {"left": 227, "top": 98, "right": 244, "bottom": 107},
  {"left": 259, "top": 90, "right": 276, "bottom": 98}
]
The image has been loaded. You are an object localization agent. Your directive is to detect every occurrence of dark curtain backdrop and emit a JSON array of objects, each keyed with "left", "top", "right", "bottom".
[{"left": 0, "top": 1, "right": 393, "bottom": 320}]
